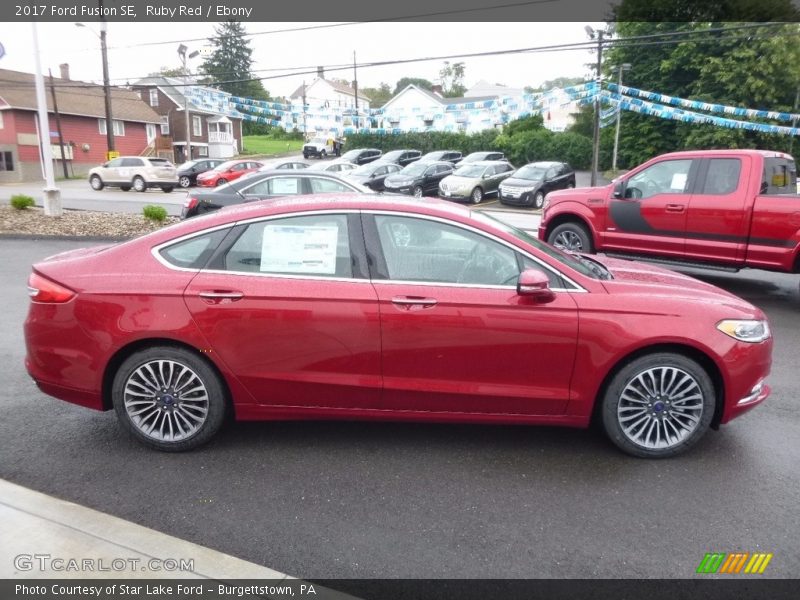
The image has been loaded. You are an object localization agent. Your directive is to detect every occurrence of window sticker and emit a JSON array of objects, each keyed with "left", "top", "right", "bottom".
[
  {"left": 670, "top": 173, "right": 687, "bottom": 190},
  {"left": 271, "top": 178, "right": 299, "bottom": 194},
  {"left": 261, "top": 225, "right": 339, "bottom": 274}
]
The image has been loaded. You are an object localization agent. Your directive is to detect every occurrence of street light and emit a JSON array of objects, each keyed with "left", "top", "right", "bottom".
[
  {"left": 585, "top": 25, "right": 605, "bottom": 187},
  {"left": 75, "top": 21, "right": 114, "bottom": 156},
  {"left": 612, "top": 63, "right": 632, "bottom": 173},
  {"left": 177, "top": 44, "right": 200, "bottom": 162}
]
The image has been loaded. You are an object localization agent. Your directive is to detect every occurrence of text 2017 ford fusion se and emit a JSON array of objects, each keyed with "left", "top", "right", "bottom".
[{"left": 24, "top": 195, "right": 771, "bottom": 457}]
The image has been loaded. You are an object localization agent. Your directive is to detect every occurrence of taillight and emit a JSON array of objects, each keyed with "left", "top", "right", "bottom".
[
  {"left": 183, "top": 197, "right": 199, "bottom": 210},
  {"left": 27, "top": 272, "right": 75, "bottom": 303}
]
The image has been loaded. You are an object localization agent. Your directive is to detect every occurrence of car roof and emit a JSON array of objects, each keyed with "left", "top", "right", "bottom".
[
  {"left": 524, "top": 161, "right": 564, "bottom": 168},
  {"left": 459, "top": 160, "right": 509, "bottom": 167}
]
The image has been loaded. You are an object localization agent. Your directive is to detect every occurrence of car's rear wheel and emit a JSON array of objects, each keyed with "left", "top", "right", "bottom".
[
  {"left": 601, "top": 353, "right": 715, "bottom": 458},
  {"left": 470, "top": 187, "right": 483, "bottom": 204},
  {"left": 547, "top": 222, "right": 593, "bottom": 253},
  {"left": 413, "top": 186, "right": 424, "bottom": 198},
  {"left": 533, "top": 191, "right": 545, "bottom": 209},
  {"left": 215, "top": 178, "right": 227, "bottom": 187},
  {"left": 179, "top": 176, "right": 191, "bottom": 188},
  {"left": 90, "top": 175, "right": 104, "bottom": 191},
  {"left": 120, "top": 186, "right": 131, "bottom": 192},
  {"left": 132, "top": 176, "right": 146, "bottom": 193},
  {"left": 112, "top": 346, "right": 227, "bottom": 452}
]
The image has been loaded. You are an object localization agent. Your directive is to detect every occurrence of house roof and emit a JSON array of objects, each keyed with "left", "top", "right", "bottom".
[
  {"left": 0, "top": 68, "right": 160, "bottom": 124},
  {"left": 289, "top": 78, "right": 371, "bottom": 102},
  {"left": 465, "top": 79, "right": 526, "bottom": 98},
  {"left": 382, "top": 84, "right": 499, "bottom": 110},
  {"left": 131, "top": 76, "right": 242, "bottom": 119}
]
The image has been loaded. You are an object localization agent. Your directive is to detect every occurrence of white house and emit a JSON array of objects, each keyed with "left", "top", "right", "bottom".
[{"left": 289, "top": 71, "right": 371, "bottom": 136}]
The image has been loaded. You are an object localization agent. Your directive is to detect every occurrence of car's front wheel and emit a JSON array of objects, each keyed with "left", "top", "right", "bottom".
[
  {"left": 470, "top": 187, "right": 483, "bottom": 204},
  {"left": 601, "top": 353, "right": 715, "bottom": 458},
  {"left": 547, "top": 222, "right": 593, "bottom": 253},
  {"left": 132, "top": 176, "right": 147, "bottom": 192},
  {"left": 216, "top": 178, "right": 227, "bottom": 186},
  {"left": 112, "top": 346, "right": 227, "bottom": 452},
  {"left": 179, "top": 176, "right": 191, "bottom": 188},
  {"left": 89, "top": 175, "right": 104, "bottom": 191},
  {"left": 533, "top": 191, "right": 545, "bottom": 209},
  {"left": 412, "top": 186, "right": 424, "bottom": 198}
]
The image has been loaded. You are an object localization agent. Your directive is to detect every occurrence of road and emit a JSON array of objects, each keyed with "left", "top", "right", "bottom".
[{"left": 0, "top": 238, "right": 798, "bottom": 582}]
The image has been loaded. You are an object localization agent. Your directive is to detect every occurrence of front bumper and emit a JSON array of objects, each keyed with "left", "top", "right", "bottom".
[{"left": 499, "top": 189, "right": 535, "bottom": 206}]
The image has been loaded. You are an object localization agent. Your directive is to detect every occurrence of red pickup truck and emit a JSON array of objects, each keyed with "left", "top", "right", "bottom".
[{"left": 538, "top": 149, "right": 800, "bottom": 277}]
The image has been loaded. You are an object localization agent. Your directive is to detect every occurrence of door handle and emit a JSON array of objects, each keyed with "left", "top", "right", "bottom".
[
  {"left": 198, "top": 290, "right": 244, "bottom": 304},
  {"left": 391, "top": 296, "right": 438, "bottom": 309},
  {"left": 665, "top": 204, "right": 686, "bottom": 213}
]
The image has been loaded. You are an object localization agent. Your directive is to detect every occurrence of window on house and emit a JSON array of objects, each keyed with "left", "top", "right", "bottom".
[
  {"left": 160, "top": 116, "right": 170, "bottom": 135},
  {"left": 197, "top": 146, "right": 208, "bottom": 156},
  {"left": 149, "top": 89, "right": 158, "bottom": 106},
  {"left": 0, "top": 151, "right": 14, "bottom": 171},
  {"left": 192, "top": 116, "right": 202, "bottom": 137},
  {"left": 98, "top": 119, "right": 125, "bottom": 136}
]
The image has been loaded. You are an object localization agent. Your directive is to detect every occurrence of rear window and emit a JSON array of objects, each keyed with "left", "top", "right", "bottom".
[
  {"left": 762, "top": 157, "right": 798, "bottom": 195},
  {"left": 159, "top": 230, "right": 228, "bottom": 269},
  {"left": 148, "top": 158, "right": 172, "bottom": 167}
]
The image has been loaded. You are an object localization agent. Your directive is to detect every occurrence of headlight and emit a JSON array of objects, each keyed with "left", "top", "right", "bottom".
[{"left": 716, "top": 319, "right": 771, "bottom": 343}]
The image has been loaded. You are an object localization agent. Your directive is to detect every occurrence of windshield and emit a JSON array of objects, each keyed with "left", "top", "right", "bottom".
[
  {"left": 341, "top": 150, "right": 362, "bottom": 160},
  {"left": 419, "top": 152, "right": 444, "bottom": 161},
  {"left": 471, "top": 212, "right": 600, "bottom": 279},
  {"left": 177, "top": 160, "right": 198, "bottom": 170},
  {"left": 400, "top": 163, "right": 427, "bottom": 176},
  {"left": 212, "top": 161, "right": 238, "bottom": 172},
  {"left": 453, "top": 165, "right": 486, "bottom": 178},
  {"left": 515, "top": 165, "right": 547, "bottom": 180},
  {"left": 352, "top": 164, "right": 377, "bottom": 176},
  {"left": 382, "top": 151, "right": 403, "bottom": 160},
  {"left": 309, "top": 138, "right": 326, "bottom": 144},
  {"left": 462, "top": 153, "right": 487, "bottom": 163}
]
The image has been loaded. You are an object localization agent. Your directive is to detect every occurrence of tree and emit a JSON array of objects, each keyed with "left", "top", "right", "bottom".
[
  {"left": 530, "top": 77, "right": 586, "bottom": 93},
  {"left": 393, "top": 77, "right": 434, "bottom": 95},
  {"left": 605, "top": 0, "right": 800, "bottom": 167},
  {"left": 200, "top": 21, "right": 270, "bottom": 102},
  {"left": 360, "top": 82, "right": 392, "bottom": 108},
  {"left": 149, "top": 66, "right": 189, "bottom": 78},
  {"left": 439, "top": 61, "right": 467, "bottom": 97}
]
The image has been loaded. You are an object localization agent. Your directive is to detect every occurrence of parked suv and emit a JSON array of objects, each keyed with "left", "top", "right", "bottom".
[
  {"left": 499, "top": 161, "right": 576, "bottom": 209},
  {"left": 340, "top": 148, "right": 383, "bottom": 165},
  {"left": 88, "top": 157, "right": 179, "bottom": 193},
  {"left": 439, "top": 160, "right": 515, "bottom": 204},
  {"left": 383, "top": 160, "right": 455, "bottom": 197}
]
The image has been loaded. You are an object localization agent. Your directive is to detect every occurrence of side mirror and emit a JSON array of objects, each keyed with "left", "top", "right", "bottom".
[
  {"left": 613, "top": 180, "right": 625, "bottom": 198},
  {"left": 517, "top": 269, "right": 556, "bottom": 303}
]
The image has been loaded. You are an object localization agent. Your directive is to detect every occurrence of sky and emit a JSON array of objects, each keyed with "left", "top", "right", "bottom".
[{"left": 0, "top": 21, "right": 605, "bottom": 100}]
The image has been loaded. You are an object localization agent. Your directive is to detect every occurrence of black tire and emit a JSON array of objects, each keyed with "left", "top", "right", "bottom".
[
  {"left": 470, "top": 187, "right": 484, "bottom": 204},
  {"left": 179, "top": 176, "right": 192, "bottom": 188},
  {"left": 547, "top": 222, "right": 594, "bottom": 253},
  {"left": 533, "top": 191, "right": 546, "bottom": 209},
  {"left": 90, "top": 175, "right": 104, "bottom": 191},
  {"left": 303, "top": 153, "right": 309, "bottom": 159},
  {"left": 412, "top": 185, "right": 424, "bottom": 198},
  {"left": 216, "top": 178, "right": 227, "bottom": 187},
  {"left": 320, "top": 150, "right": 327, "bottom": 158},
  {"left": 161, "top": 186, "right": 174, "bottom": 193},
  {"left": 601, "top": 353, "right": 715, "bottom": 458},
  {"left": 120, "top": 186, "right": 131, "bottom": 192},
  {"left": 112, "top": 346, "right": 227, "bottom": 452},
  {"left": 133, "top": 176, "right": 147, "bottom": 193}
]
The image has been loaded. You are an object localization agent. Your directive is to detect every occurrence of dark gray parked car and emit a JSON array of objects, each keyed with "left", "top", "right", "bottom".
[
  {"left": 383, "top": 161, "right": 455, "bottom": 197},
  {"left": 377, "top": 149, "right": 422, "bottom": 166},
  {"left": 498, "top": 161, "right": 576, "bottom": 209}
]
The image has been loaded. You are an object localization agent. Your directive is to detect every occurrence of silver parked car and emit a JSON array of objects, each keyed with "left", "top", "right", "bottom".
[
  {"left": 438, "top": 160, "right": 515, "bottom": 204},
  {"left": 88, "top": 156, "right": 179, "bottom": 193}
]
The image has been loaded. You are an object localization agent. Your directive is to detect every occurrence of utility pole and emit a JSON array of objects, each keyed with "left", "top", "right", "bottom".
[
  {"left": 99, "top": 0, "right": 114, "bottom": 155},
  {"left": 302, "top": 80, "right": 307, "bottom": 138},
  {"left": 612, "top": 63, "right": 631, "bottom": 174},
  {"left": 587, "top": 27, "right": 605, "bottom": 187},
  {"left": 789, "top": 85, "right": 800, "bottom": 155},
  {"left": 353, "top": 51, "right": 358, "bottom": 131},
  {"left": 31, "top": 22, "right": 61, "bottom": 216},
  {"left": 48, "top": 69, "right": 69, "bottom": 179}
]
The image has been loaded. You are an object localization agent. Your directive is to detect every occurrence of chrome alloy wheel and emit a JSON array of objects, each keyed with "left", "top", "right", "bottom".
[
  {"left": 123, "top": 360, "right": 209, "bottom": 442},
  {"left": 552, "top": 230, "right": 584, "bottom": 251},
  {"left": 617, "top": 366, "right": 704, "bottom": 450}
]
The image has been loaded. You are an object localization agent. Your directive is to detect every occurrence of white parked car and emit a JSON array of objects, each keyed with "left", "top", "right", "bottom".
[{"left": 88, "top": 157, "right": 179, "bottom": 193}]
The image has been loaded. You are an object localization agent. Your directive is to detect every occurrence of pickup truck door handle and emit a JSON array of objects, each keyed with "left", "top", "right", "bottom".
[
  {"left": 391, "top": 296, "right": 438, "bottom": 309},
  {"left": 198, "top": 290, "right": 245, "bottom": 304},
  {"left": 665, "top": 204, "right": 686, "bottom": 213}
]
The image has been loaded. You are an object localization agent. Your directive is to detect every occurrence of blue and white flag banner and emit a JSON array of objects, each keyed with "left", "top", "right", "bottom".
[
  {"left": 602, "top": 92, "right": 800, "bottom": 136},
  {"left": 607, "top": 83, "right": 800, "bottom": 123}
]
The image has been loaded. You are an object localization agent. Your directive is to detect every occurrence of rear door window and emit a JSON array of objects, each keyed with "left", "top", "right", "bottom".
[
  {"left": 700, "top": 158, "right": 741, "bottom": 195},
  {"left": 762, "top": 157, "right": 798, "bottom": 195}
]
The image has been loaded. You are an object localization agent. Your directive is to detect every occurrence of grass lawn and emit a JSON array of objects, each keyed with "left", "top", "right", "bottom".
[{"left": 242, "top": 136, "right": 303, "bottom": 155}]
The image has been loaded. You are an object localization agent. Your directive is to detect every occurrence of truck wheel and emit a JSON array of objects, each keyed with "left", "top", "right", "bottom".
[
  {"left": 303, "top": 153, "right": 309, "bottom": 159},
  {"left": 601, "top": 353, "right": 715, "bottom": 458},
  {"left": 548, "top": 222, "right": 593, "bottom": 253},
  {"left": 320, "top": 150, "right": 327, "bottom": 158}
]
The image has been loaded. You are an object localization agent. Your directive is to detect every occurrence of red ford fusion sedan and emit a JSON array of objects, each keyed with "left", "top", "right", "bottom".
[
  {"left": 195, "top": 159, "right": 263, "bottom": 187},
  {"left": 24, "top": 195, "right": 772, "bottom": 457}
]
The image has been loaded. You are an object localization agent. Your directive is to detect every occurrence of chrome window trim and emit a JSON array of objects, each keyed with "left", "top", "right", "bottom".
[{"left": 369, "top": 210, "right": 587, "bottom": 293}]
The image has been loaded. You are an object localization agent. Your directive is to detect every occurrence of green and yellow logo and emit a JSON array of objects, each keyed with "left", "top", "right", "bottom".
[{"left": 696, "top": 552, "right": 773, "bottom": 574}]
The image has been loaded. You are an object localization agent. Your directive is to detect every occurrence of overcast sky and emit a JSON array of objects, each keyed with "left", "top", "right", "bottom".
[{"left": 0, "top": 22, "right": 606, "bottom": 99}]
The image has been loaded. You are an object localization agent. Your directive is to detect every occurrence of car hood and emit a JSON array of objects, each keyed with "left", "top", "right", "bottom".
[
  {"left": 385, "top": 174, "right": 419, "bottom": 183},
  {"left": 441, "top": 175, "right": 479, "bottom": 185},
  {"left": 594, "top": 255, "right": 762, "bottom": 315},
  {"left": 501, "top": 176, "right": 543, "bottom": 188},
  {"left": 548, "top": 184, "right": 611, "bottom": 202}
]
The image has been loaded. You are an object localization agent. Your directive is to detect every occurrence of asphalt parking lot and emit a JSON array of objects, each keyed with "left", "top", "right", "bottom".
[{"left": 0, "top": 237, "right": 798, "bottom": 580}]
